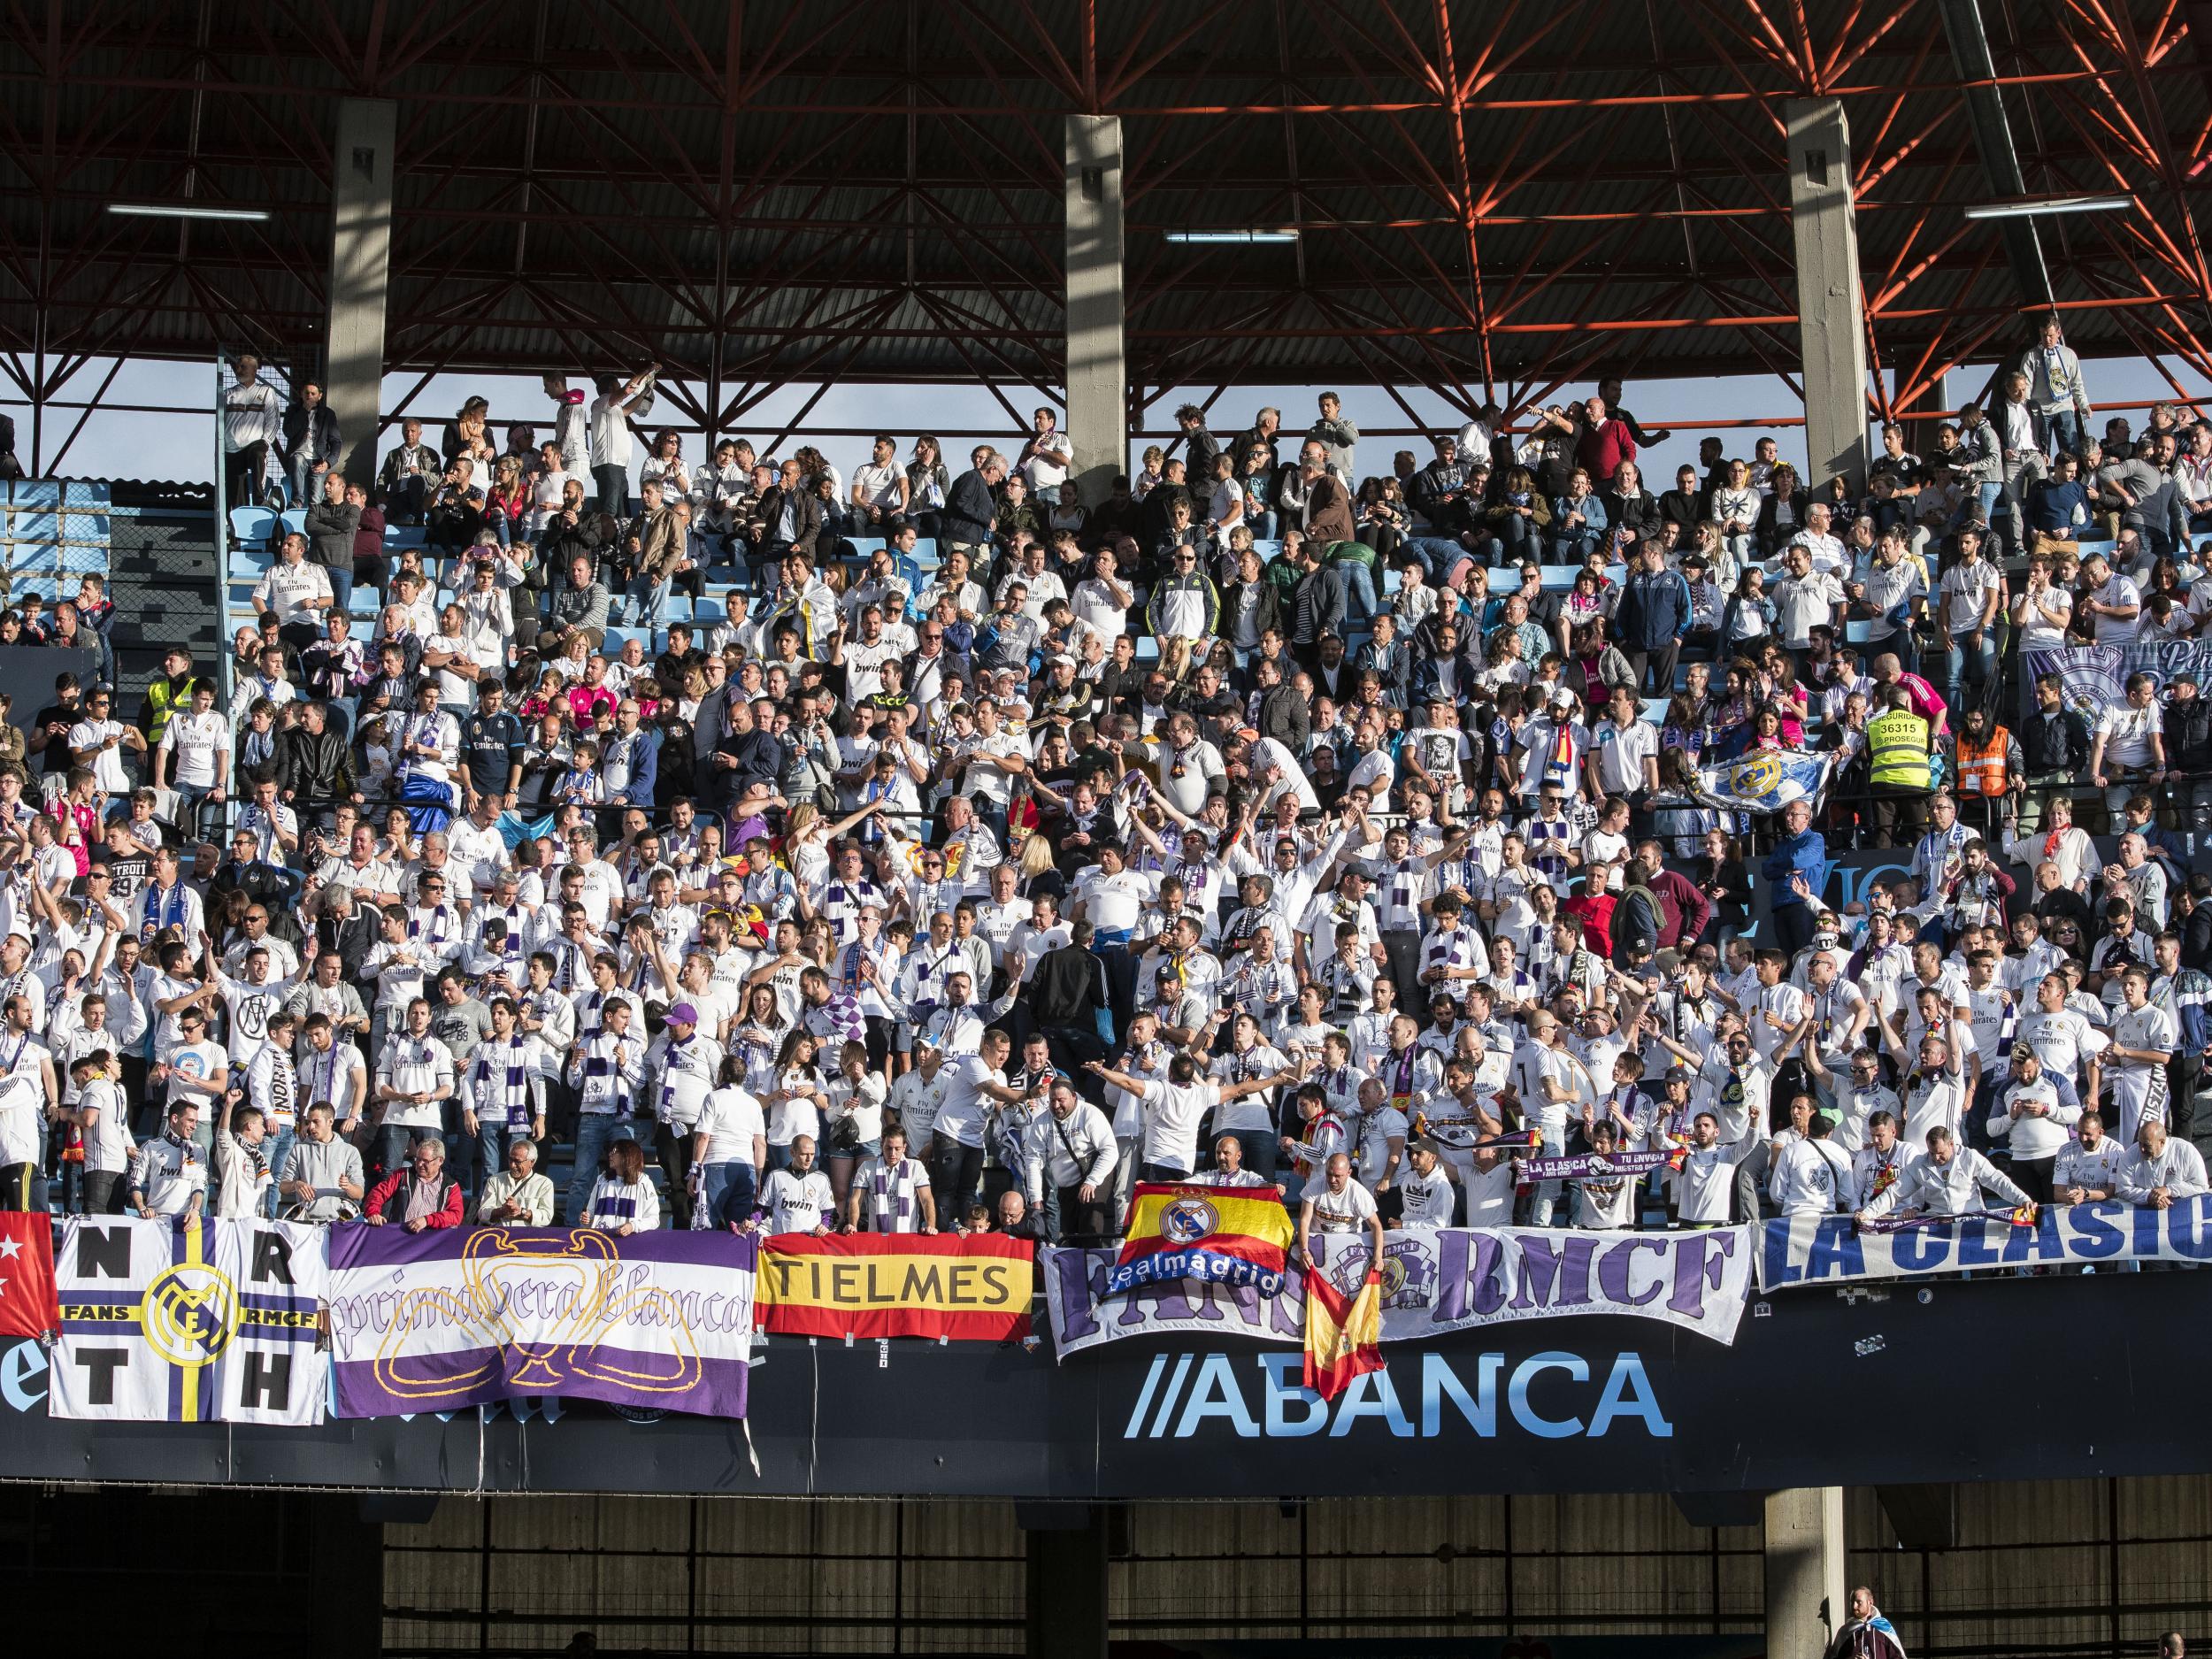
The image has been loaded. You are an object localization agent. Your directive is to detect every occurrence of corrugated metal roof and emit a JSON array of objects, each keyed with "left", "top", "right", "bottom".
[{"left": 0, "top": 0, "right": 2200, "bottom": 403}]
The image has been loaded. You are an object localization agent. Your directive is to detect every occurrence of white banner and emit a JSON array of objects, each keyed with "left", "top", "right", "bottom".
[
  {"left": 1758, "top": 1198, "right": 2212, "bottom": 1289},
  {"left": 1045, "top": 1225, "right": 1753, "bottom": 1356},
  {"left": 50, "top": 1216, "right": 326, "bottom": 1425}
]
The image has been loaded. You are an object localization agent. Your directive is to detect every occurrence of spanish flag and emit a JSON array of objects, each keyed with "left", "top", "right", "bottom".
[
  {"left": 1107, "top": 1183, "right": 1295, "bottom": 1297},
  {"left": 1302, "top": 1265, "right": 1386, "bottom": 1402}
]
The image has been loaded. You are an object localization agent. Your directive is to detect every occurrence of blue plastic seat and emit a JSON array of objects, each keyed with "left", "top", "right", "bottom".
[
  {"left": 385, "top": 525, "right": 428, "bottom": 551},
  {"left": 9, "top": 480, "right": 60, "bottom": 511},
  {"left": 693, "top": 596, "right": 728, "bottom": 624},
  {"left": 230, "top": 505, "right": 279, "bottom": 550}
]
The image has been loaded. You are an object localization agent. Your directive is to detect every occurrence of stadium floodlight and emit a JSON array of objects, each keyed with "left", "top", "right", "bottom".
[
  {"left": 1962, "top": 195, "right": 2133, "bottom": 221},
  {"left": 1162, "top": 228, "right": 1301, "bottom": 244},
  {"left": 105, "top": 202, "right": 271, "bottom": 223}
]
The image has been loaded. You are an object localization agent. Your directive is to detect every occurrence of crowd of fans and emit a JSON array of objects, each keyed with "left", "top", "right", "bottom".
[{"left": 0, "top": 329, "right": 2203, "bottom": 1255}]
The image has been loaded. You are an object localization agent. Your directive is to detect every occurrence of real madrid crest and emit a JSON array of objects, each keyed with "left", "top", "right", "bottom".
[{"left": 1159, "top": 1196, "right": 1218, "bottom": 1246}]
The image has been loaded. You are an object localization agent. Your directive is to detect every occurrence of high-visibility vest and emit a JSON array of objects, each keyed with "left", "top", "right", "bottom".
[
  {"left": 142, "top": 674, "right": 205, "bottom": 746},
  {"left": 1955, "top": 726, "right": 2012, "bottom": 797},
  {"left": 1868, "top": 710, "right": 1932, "bottom": 790}
]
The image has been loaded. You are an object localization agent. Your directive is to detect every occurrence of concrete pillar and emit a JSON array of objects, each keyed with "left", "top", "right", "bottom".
[
  {"left": 1064, "top": 113, "right": 1126, "bottom": 503},
  {"left": 1764, "top": 1486, "right": 1847, "bottom": 1659},
  {"left": 1022, "top": 1503, "right": 1109, "bottom": 1659},
  {"left": 325, "top": 97, "right": 397, "bottom": 481},
  {"left": 1785, "top": 99, "right": 1871, "bottom": 495}
]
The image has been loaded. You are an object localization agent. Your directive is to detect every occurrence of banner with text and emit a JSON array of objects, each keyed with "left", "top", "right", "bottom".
[
  {"left": 326, "top": 1225, "right": 757, "bottom": 1418},
  {"left": 1047, "top": 1225, "right": 1751, "bottom": 1357},
  {"left": 51, "top": 1216, "right": 326, "bottom": 1425},
  {"left": 1758, "top": 1198, "right": 2212, "bottom": 1289},
  {"left": 754, "top": 1233, "right": 1033, "bottom": 1340},
  {"left": 2025, "top": 639, "right": 2212, "bottom": 718}
]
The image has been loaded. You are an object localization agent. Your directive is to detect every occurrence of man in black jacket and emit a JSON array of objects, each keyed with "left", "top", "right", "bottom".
[
  {"left": 1287, "top": 541, "right": 1348, "bottom": 672},
  {"left": 1252, "top": 657, "right": 1311, "bottom": 751},
  {"left": 312, "top": 885, "right": 382, "bottom": 984},
  {"left": 1029, "top": 921, "right": 1111, "bottom": 1092},
  {"left": 941, "top": 449, "right": 1006, "bottom": 559},
  {"left": 742, "top": 459, "right": 823, "bottom": 588},
  {"left": 2018, "top": 671, "right": 2091, "bottom": 835},
  {"left": 710, "top": 700, "right": 788, "bottom": 813},
  {"left": 1136, "top": 459, "right": 1195, "bottom": 557},
  {"left": 274, "top": 701, "right": 356, "bottom": 832},
  {"left": 280, "top": 381, "right": 342, "bottom": 508},
  {"left": 2160, "top": 669, "right": 2212, "bottom": 831},
  {"left": 1175, "top": 404, "right": 1221, "bottom": 488},
  {"left": 1091, "top": 635, "right": 1148, "bottom": 719},
  {"left": 1410, "top": 434, "right": 1477, "bottom": 534}
]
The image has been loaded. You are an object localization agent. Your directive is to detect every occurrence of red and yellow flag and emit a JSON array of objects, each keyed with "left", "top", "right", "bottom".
[
  {"left": 1109, "top": 1183, "right": 1294, "bottom": 1296},
  {"left": 754, "top": 1233, "right": 1033, "bottom": 1340},
  {"left": 1302, "top": 1264, "right": 1386, "bottom": 1402}
]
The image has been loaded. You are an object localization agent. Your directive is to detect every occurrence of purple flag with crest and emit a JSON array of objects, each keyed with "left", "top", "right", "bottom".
[{"left": 326, "top": 1225, "right": 757, "bottom": 1418}]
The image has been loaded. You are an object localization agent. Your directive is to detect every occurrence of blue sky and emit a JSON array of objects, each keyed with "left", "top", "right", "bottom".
[{"left": 10, "top": 351, "right": 2210, "bottom": 491}]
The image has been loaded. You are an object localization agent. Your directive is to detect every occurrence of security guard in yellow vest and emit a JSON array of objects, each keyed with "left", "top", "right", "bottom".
[
  {"left": 1866, "top": 687, "right": 1932, "bottom": 850},
  {"left": 136, "top": 647, "right": 211, "bottom": 749}
]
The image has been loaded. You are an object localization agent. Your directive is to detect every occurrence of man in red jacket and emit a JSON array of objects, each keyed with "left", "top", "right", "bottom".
[{"left": 363, "top": 1133, "right": 465, "bottom": 1231}]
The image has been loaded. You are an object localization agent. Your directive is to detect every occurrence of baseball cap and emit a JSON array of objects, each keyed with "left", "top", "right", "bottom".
[
  {"left": 669, "top": 1002, "right": 699, "bottom": 1025},
  {"left": 1664, "top": 1065, "right": 1695, "bottom": 1083}
]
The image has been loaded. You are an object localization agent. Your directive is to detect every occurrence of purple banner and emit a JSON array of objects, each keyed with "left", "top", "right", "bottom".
[
  {"left": 1046, "top": 1225, "right": 1753, "bottom": 1356},
  {"left": 326, "top": 1225, "right": 758, "bottom": 1418}
]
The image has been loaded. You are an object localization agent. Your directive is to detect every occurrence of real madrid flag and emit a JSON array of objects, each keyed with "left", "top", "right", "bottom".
[
  {"left": 1107, "top": 1182, "right": 1295, "bottom": 1296},
  {"left": 50, "top": 1215, "right": 327, "bottom": 1425},
  {"left": 1691, "top": 746, "right": 1833, "bottom": 815}
]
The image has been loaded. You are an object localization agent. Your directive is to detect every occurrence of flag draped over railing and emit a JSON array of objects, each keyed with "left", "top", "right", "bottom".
[{"left": 1691, "top": 747, "right": 1833, "bottom": 814}]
